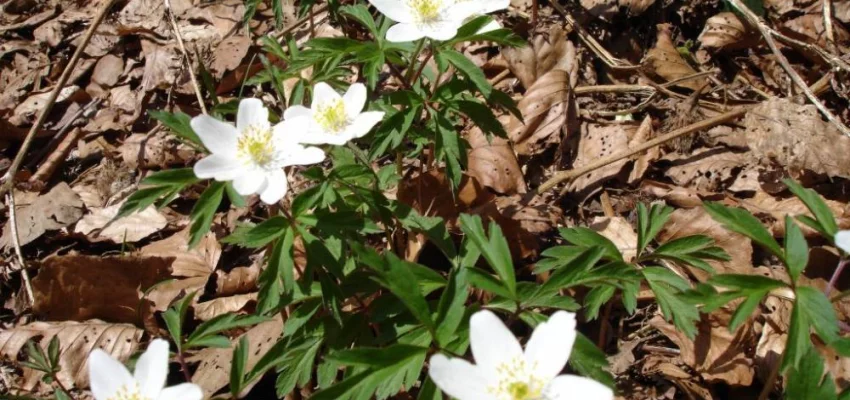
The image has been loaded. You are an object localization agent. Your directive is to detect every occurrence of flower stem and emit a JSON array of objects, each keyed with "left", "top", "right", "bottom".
[
  {"left": 826, "top": 258, "right": 848, "bottom": 296},
  {"left": 404, "top": 39, "right": 427, "bottom": 82},
  {"left": 53, "top": 375, "right": 76, "bottom": 400},
  {"left": 176, "top": 351, "right": 193, "bottom": 382},
  {"left": 410, "top": 48, "right": 434, "bottom": 88}
]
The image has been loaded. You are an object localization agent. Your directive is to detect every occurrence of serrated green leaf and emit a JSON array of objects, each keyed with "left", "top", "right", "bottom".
[
  {"left": 459, "top": 214, "right": 516, "bottom": 297},
  {"left": 558, "top": 227, "right": 623, "bottom": 262},
  {"left": 784, "top": 215, "right": 809, "bottom": 282},
  {"left": 230, "top": 336, "right": 249, "bottom": 397},
  {"left": 149, "top": 110, "right": 202, "bottom": 146},
  {"left": 437, "top": 49, "right": 492, "bottom": 98},
  {"left": 704, "top": 202, "right": 783, "bottom": 260},
  {"left": 784, "top": 179, "right": 838, "bottom": 238},
  {"left": 539, "top": 246, "right": 605, "bottom": 294},
  {"left": 188, "top": 182, "right": 226, "bottom": 248},
  {"left": 643, "top": 267, "right": 699, "bottom": 338},
  {"left": 785, "top": 347, "right": 837, "bottom": 400}
]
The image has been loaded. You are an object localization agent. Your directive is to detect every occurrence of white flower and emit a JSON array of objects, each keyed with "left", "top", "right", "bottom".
[
  {"left": 455, "top": 0, "right": 510, "bottom": 33},
  {"left": 429, "top": 310, "right": 614, "bottom": 400},
  {"left": 367, "top": 0, "right": 481, "bottom": 42},
  {"left": 282, "top": 82, "right": 385, "bottom": 146},
  {"left": 836, "top": 230, "right": 850, "bottom": 254},
  {"left": 88, "top": 339, "right": 202, "bottom": 400},
  {"left": 191, "top": 98, "right": 326, "bottom": 204}
]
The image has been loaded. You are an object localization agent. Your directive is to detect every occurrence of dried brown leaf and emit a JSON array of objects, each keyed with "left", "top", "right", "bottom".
[
  {"left": 506, "top": 70, "right": 571, "bottom": 156},
  {"left": 141, "top": 229, "right": 220, "bottom": 310},
  {"left": 194, "top": 293, "right": 257, "bottom": 321},
  {"left": 590, "top": 216, "right": 638, "bottom": 261},
  {"left": 739, "top": 190, "right": 850, "bottom": 237},
  {"left": 74, "top": 202, "right": 168, "bottom": 243},
  {"left": 0, "top": 183, "right": 84, "bottom": 249},
  {"left": 215, "top": 264, "right": 260, "bottom": 296},
  {"left": 646, "top": 24, "right": 707, "bottom": 91},
  {"left": 466, "top": 126, "right": 527, "bottom": 195},
  {"left": 662, "top": 148, "right": 754, "bottom": 192},
  {"left": 566, "top": 123, "right": 632, "bottom": 198},
  {"left": 580, "top": 0, "right": 657, "bottom": 20},
  {"left": 698, "top": 12, "right": 758, "bottom": 51}
]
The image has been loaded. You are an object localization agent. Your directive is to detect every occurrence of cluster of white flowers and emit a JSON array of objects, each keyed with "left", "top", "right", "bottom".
[
  {"left": 368, "top": 0, "right": 509, "bottom": 42},
  {"left": 191, "top": 83, "right": 384, "bottom": 205}
]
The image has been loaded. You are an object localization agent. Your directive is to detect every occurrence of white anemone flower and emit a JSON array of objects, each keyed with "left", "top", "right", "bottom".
[
  {"left": 88, "top": 339, "right": 202, "bottom": 400},
  {"left": 367, "top": 0, "right": 481, "bottom": 42},
  {"left": 191, "top": 98, "right": 326, "bottom": 204},
  {"left": 455, "top": 0, "right": 510, "bottom": 33},
  {"left": 283, "top": 82, "right": 385, "bottom": 146},
  {"left": 836, "top": 230, "right": 850, "bottom": 254},
  {"left": 429, "top": 310, "right": 614, "bottom": 400}
]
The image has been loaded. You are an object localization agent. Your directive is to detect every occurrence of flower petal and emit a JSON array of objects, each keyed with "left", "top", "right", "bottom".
[
  {"left": 545, "top": 375, "right": 614, "bottom": 400},
  {"left": 88, "top": 349, "right": 134, "bottom": 400},
  {"left": 343, "top": 83, "right": 367, "bottom": 118},
  {"left": 478, "top": 0, "right": 510, "bottom": 13},
  {"left": 344, "top": 111, "right": 385, "bottom": 140},
  {"left": 469, "top": 310, "right": 523, "bottom": 376},
  {"left": 284, "top": 145, "right": 326, "bottom": 167},
  {"left": 525, "top": 311, "right": 576, "bottom": 380},
  {"left": 259, "top": 169, "right": 289, "bottom": 204},
  {"left": 135, "top": 339, "right": 169, "bottom": 400},
  {"left": 311, "top": 82, "right": 341, "bottom": 109},
  {"left": 236, "top": 98, "right": 270, "bottom": 132},
  {"left": 157, "top": 383, "right": 204, "bottom": 400},
  {"left": 232, "top": 172, "right": 267, "bottom": 195},
  {"left": 283, "top": 105, "right": 313, "bottom": 120},
  {"left": 193, "top": 154, "right": 244, "bottom": 181},
  {"left": 419, "top": 20, "right": 462, "bottom": 41},
  {"left": 368, "top": 0, "right": 415, "bottom": 23},
  {"left": 386, "top": 23, "right": 426, "bottom": 42},
  {"left": 428, "top": 354, "right": 494, "bottom": 400},
  {"left": 836, "top": 230, "right": 850, "bottom": 254},
  {"left": 477, "top": 19, "right": 502, "bottom": 34},
  {"left": 191, "top": 115, "right": 239, "bottom": 156},
  {"left": 274, "top": 117, "right": 317, "bottom": 145}
]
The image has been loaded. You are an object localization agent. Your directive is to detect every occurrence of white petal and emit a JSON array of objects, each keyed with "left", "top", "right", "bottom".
[
  {"left": 444, "top": 2, "right": 484, "bottom": 20},
  {"left": 386, "top": 23, "right": 426, "bottom": 42},
  {"left": 469, "top": 310, "right": 523, "bottom": 376},
  {"left": 836, "top": 230, "right": 850, "bottom": 253},
  {"left": 478, "top": 0, "right": 510, "bottom": 13},
  {"left": 283, "top": 105, "right": 313, "bottom": 120},
  {"left": 284, "top": 146, "right": 326, "bottom": 167},
  {"left": 368, "top": 0, "right": 415, "bottom": 23},
  {"left": 190, "top": 115, "right": 239, "bottom": 156},
  {"left": 274, "top": 117, "right": 316, "bottom": 145},
  {"left": 157, "top": 383, "right": 204, "bottom": 400},
  {"left": 193, "top": 154, "right": 244, "bottom": 181},
  {"left": 259, "top": 169, "right": 289, "bottom": 204},
  {"left": 343, "top": 83, "right": 368, "bottom": 118},
  {"left": 88, "top": 349, "right": 134, "bottom": 400},
  {"left": 545, "top": 375, "right": 614, "bottom": 400},
  {"left": 232, "top": 172, "right": 267, "bottom": 195},
  {"left": 428, "top": 354, "right": 494, "bottom": 400},
  {"left": 343, "top": 111, "right": 385, "bottom": 140},
  {"left": 477, "top": 19, "right": 502, "bottom": 34},
  {"left": 135, "top": 339, "right": 169, "bottom": 399},
  {"left": 419, "top": 20, "right": 462, "bottom": 41},
  {"left": 300, "top": 132, "right": 349, "bottom": 146},
  {"left": 236, "top": 98, "right": 270, "bottom": 132},
  {"left": 311, "top": 82, "right": 341, "bottom": 109},
  {"left": 525, "top": 311, "right": 576, "bottom": 380}
]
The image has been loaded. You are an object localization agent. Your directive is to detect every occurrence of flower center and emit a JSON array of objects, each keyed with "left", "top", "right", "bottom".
[
  {"left": 409, "top": 0, "right": 442, "bottom": 23},
  {"left": 314, "top": 99, "right": 349, "bottom": 133},
  {"left": 108, "top": 383, "right": 149, "bottom": 400},
  {"left": 237, "top": 124, "right": 275, "bottom": 167},
  {"left": 488, "top": 357, "right": 546, "bottom": 400}
]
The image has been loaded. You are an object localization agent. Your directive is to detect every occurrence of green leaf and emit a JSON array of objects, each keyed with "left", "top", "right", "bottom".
[
  {"left": 704, "top": 202, "right": 783, "bottom": 259},
  {"left": 311, "top": 346, "right": 427, "bottom": 400},
  {"left": 340, "top": 4, "right": 379, "bottom": 37},
  {"left": 163, "top": 291, "right": 196, "bottom": 352},
  {"left": 370, "top": 253, "right": 436, "bottom": 334},
  {"left": 558, "top": 227, "right": 623, "bottom": 262},
  {"left": 437, "top": 49, "right": 492, "bottom": 98},
  {"left": 328, "top": 344, "right": 428, "bottom": 368},
  {"left": 230, "top": 336, "right": 249, "bottom": 397},
  {"left": 784, "top": 179, "right": 838, "bottom": 238},
  {"left": 466, "top": 267, "right": 515, "bottom": 299},
  {"left": 539, "top": 246, "right": 605, "bottom": 294},
  {"left": 433, "top": 110, "right": 466, "bottom": 190},
  {"left": 149, "top": 110, "right": 202, "bottom": 146},
  {"left": 784, "top": 215, "right": 809, "bottom": 282},
  {"left": 709, "top": 274, "right": 786, "bottom": 291},
  {"left": 459, "top": 214, "right": 516, "bottom": 298},
  {"left": 188, "top": 182, "right": 226, "bottom": 247},
  {"left": 785, "top": 347, "right": 837, "bottom": 400},
  {"left": 636, "top": 203, "right": 673, "bottom": 256},
  {"left": 452, "top": 99, "right": 506, "bottom": 137},
  {"left": 643, "top": 267, "right": 699, "bottom": 338},
  {"left": 797, "top": 286, "right": 844, "bottom": 346},
  {"left": 117, "top": 169, "right": 199, "bottom": 218},
  {"left": 185, "top": 314, "right": 268, "bottom": 349},
  {"left": 569, "top": 332, "right": 616, "bottom": 388},
  {"left": 222, "top": 216, "right": 289, "bottom": 248},
  {"left": 783, "top": 300, "right": 811, "bottom": 371}
]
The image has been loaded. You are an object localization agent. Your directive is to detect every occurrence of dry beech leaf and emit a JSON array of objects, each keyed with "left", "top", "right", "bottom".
[
  {"left": 74, "top": 202, "right": 168, "bottom": 243},
  {"left": 639, "top": 180, "right": 718, "bottom": 208},
  {"left": 641, "top": 355, "right": 715, "bottom": 399},
  {"left": 141, "top": 229, "right": 220, "bottom": 311},
  {"left": 11, "top": 85, "right": 81, "bottom": 126},
  {"left": 194, "top": 293, "right": 258, "bottom": 321},
  {"left": 744, "top": 97, "right": 850, "bottom": 179},
  {"left": 698, "top": 12, "right": 758, "bottom": 51},
  {"left": 739, "top": 190, "right": 850, "bottom": 237},
  {"left": 32, "top": 254, "right": 171, "bottom": 324},
  {"left": 0, "top": 321, "right": 142, "bottom": 390},
  {"left": 91, "top": 54, "right": 125, "bottom": 88},
  {"left": 628, "top": 116, "right": 659, "bottom": 185},
  {"left": 781, "top": 13, "right": 850, "bottom": 50},
  {"left": 466, "top": 125, "right": 527, "bottom": 195},
  {"left": 209, "top": 36, "right": 252, "bottom": 79},
  {"left": 503, "top": 27, "right": 574, "bottom": 90},
  {"left": 215, "top": 264, "right": 260, "bottom": 296},
  {"left": 650, "top": 309, "right": 755, "bottom": 386},
  {"left": 191, "top": 316, "right": 284, "bottom": 398},
  {"left": 506, "top": 69, "right": 571, "bottom": 156},
  {"left": 566, "top": 123, "right": 632, "bottom": 199},
  {"left": 120, "top": 131, "right": 196, "bottom": 169},
  {"left": 645, "top": 24, "right": 707, "bottom": 91},
  {"left": 0, "top": 183, "right": 84, "bottom": 249},
  {"left": 494, "top": 194, "right": 562, "bottom": 235},
  {"left": 657, "top": 207, "right": 754, "bottom": 281},
  {"left": 579, "top": 0, "right": 657, "bottom": 20},
  {"left": 662, "top": 148, "right": 755, "bottom": 193}
]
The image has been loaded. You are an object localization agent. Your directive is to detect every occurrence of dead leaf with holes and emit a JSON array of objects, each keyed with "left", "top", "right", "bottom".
[
  {"left": 74, "top": 202, "right": 168, "bottom": 243},
  {"left": 0, "top": 182, "right": 84, "bottom": 250},
  {"left": 699, "top": 12, "right": 758, "bottom": 51},
  {"left": 640, "top": 180, "right": 718, "bottom": 208},
  {"left": 466, "top": 125, "right": 527, "bottom": 195},
  {"left": 566, "top": 122, "right": 649, "bottom": 200},
  {"left": 744, "top": 97, "right": 850, "bottom": 179},
  {"left": 141, "top": 229, "right": 220, "bottom": 311},
  {"left": 645, "top": 24, "right": 708, "bottom": 91},
  {"left": 0, "top": 321, "right": 143, "bottom": 390},
  {"left": 662, "top": 148, "right": 756, "bottom": 193},
  {"left": 657, "top": 207, "right": 754, "bottom": 281},
  {"left": 579, "top": 0, "right": 657, "bottom": 20},
  {"left": 31, "top": 254, "right": 171, "bottom": 324}
]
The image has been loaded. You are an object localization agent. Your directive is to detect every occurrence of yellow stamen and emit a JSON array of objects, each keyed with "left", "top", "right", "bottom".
[
  {"left": 237, "top": 125, "right": 275, "bottom": 167},
  {"left": 487, "top": 357, "right": 546, "bottom": 400},
  {"left": 108, "top": 383, "right": 148, "bottom": 400},
  {"left": 314, "top": 99, "right": 349, "bottom": 133},
  {"left": 409, "top": 0, "right": 441, "bottom": 23}
]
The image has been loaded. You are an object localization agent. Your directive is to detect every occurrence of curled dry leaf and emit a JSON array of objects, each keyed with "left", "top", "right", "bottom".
[
  {"left": 744, "top": 97, "right": 850, "bottom": 179},
  {"left": 640, "top": 355, "right": 715, "bottom": 399},
  {"left": 0, "top": 182, "right": 84, "bottom": 249},
  {"left": 698, "top": 12, "right": 758, "bottom": 51},
  {"left": 32, "top": 254, "right": 171, "bottom": 324},
  {"left": 141, "top": 229, "right": 220, "bottom": 310},
  {"left": 215, "top": 264, "right": 260, "bottom": 296},
  {"left": 194, "top": 293, "right": 258, "bottom": 321},
  {"left": 0, "top": 321, "right": 142, "bottom": 390},
  {"left": 506, "top": 70, "right": 572, "bottom": 156},
  {"left": 503, "top": 27, "right": 575, "bottom": 91},
  {"left": 466, "top": 125, "right": 527, "bottom": 195},
  {"left": 662, "top": 148, "right": 756, "bottom": 193},
  {"left": 10, "top": 85, "right": 81, "bottom": 126},
  {"left": 628, "top": 116, "right": 659, "bottom": 185},
  {"left": 74, "top": 202, "right": 168, "bottom": 243},
  {"left": 781, "top": 13, "right": 850, "bottom": 51},
  {"left": 645, "top": 24, "right": 707, "bottom": 91}
]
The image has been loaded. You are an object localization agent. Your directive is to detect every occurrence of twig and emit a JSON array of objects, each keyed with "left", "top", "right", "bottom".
[
  {"left": 550, "top": 1, "right": 640, "bottom": 71},
  {"left": 6, "top": 192, "right": 34, "bottom": 306},
  {"left": 537, "top": 107, "right": 749, "bottom": 194},
  {"left": 758, "top": 352, "right": 782, "bottom": 400},
  {"left": 164, "top": 0, "right": 207, "bottom": 115},
  {"left": 822, "top": 0, "right": 838, "bottom": 54},
  {"left": 726, "top": 0, "right": 850, "bottom": 137},
  {"left": 0, "top": 0, "right": 117, "bottom": 199},
  {"left": 271, "top": 4, "right": 329, "bottom": 40}
]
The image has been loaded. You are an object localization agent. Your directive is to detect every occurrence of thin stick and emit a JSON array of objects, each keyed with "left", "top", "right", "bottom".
[
  {"left": 164, "top": 0, "right": 207, "bottom": 115},
  {"left": 271, "top": 4, "right": 329, "bottom": 40},
  {"left": 0, "top": 0, "right": 117, "bottom": 199},
  {"left": 6, "top": 193, "right": 34, "bottom": 306},
  {"left": 726, "top": 0, "right": 850, "bottom": 137},
  {"left": 822, "top": 0, "right": 838, "bottom": 54},
  {"left": 537, "top": 107, "right": 748, "bottom": 194}
]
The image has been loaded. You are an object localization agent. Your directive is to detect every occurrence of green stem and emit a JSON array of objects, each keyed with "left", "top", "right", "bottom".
[{"left": 404, "top": 38, "right": 427, "bottom": 83}]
